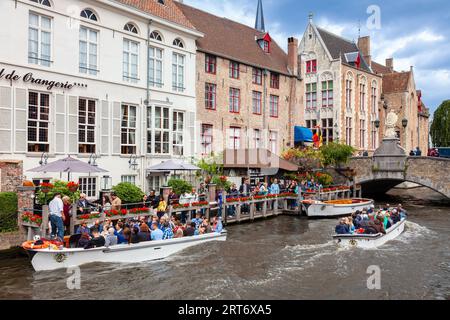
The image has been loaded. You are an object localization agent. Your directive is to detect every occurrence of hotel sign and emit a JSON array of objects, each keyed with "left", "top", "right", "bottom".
[{"left": 0, "top": 68, "right": 87, "bottom": 91}]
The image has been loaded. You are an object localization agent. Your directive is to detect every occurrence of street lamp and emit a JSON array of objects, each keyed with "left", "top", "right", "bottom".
[
  {"left": 402, "top": 118, "right": 408, "bottom": 129},
  {"left": 128, "top": 154, "right": 139, "bottom": 170}
]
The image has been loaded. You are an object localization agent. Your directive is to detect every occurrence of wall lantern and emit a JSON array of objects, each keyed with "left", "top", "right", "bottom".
[
  {"left": 374, "top": 119, "right": 381, "bottom": 129},
  {"left": 402, "top": 118, "right": 408, "bottom": 129}
]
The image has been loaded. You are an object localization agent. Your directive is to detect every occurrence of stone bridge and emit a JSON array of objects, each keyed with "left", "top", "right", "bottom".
[{"left": 348, "top": 139, "right": 450, "bottom": 198}]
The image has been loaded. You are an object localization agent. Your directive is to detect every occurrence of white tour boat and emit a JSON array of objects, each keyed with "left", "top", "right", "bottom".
[
  {"left": 23, "top": 231, "right": 227, "bottom": 271},
  {"left": 302, "top": 198, "right": 374, "bottom": 218},
  {"left": 333, "top": 219, "right": 407, "bottom": 249}
]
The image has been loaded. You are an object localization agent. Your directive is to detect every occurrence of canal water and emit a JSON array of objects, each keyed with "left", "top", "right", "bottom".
[{"left": 0, "top": 188, "right": 449, "bottom": 300}]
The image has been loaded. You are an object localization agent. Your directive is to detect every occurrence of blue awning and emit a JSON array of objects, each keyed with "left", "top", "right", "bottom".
[{"left": 294, "top": 126, "right": 313, "bottom": 143}]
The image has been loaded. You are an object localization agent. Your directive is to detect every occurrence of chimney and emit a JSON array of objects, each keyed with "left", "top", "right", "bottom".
[
  {"left": 357, "top": 36, "right": 371, "bottom": 67},
  {"left": 386, "top": 58, "right": 394, "bottom": 72},
  {"left": 288, "top": 37, "right": 299, "bottom": 77}
]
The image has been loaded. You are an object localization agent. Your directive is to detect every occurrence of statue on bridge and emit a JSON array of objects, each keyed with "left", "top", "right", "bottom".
[{"left": 385, "top": 110, "right": 399, "bottom": 139}]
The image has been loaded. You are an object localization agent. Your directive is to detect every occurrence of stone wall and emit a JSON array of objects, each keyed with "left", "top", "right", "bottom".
[
  {"left": 0, "top": 160, "right": 24, "bottom": 192},
  {"left": 0, "top": 231, "right": 23, "bottom": 250}
]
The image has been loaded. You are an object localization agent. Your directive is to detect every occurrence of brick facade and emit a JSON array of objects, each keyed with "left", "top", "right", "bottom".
[{"left": 0, "top": 160, "right": 24, "bottom": 193}]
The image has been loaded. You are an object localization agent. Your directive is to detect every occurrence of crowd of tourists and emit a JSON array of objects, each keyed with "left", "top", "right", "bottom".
[{"left": 335, "top": 204, "right": 408, "bottom": 235}]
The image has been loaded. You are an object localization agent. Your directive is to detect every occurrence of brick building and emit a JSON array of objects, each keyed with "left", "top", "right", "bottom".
[
  {"left": 176, "top": 1, "right": 303, "bottom": 157},
  {"left": 372, "top": 59, "right": 430, "bottom": 153},
  {"left": 298, "top": 15, "right": 383, "bottom": 153}
]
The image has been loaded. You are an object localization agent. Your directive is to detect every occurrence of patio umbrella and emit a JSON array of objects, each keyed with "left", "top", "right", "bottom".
[
  {"left": 28, "top": 156, "right": 108, "bottom": 180},
  {"left": 147, "top": 159, "right": 200, "bottom": 172}
]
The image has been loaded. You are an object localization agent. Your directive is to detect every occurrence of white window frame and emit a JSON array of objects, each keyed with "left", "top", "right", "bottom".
[
  {"left": 360, "top": 119, "right": 366, "bottom": 149},
  {"left": 123, "top": 38, "right": 139, "bottom": 83},
  {"left": 121, "top": 175, "right": 136, "bottom": 185},
  {"left": 228, "top": 127, "right": 241, "bottom": 150},
  {"left": 152, "top": 106, "right": 170, "bottom": 155},
  {"left": 78, "top": 98, "right": 96, "bottom": 154},
  {"left": 269, "top": 131, "right": 278, "bottom": 154},
  {"left": 149, "top": 46, "right": 163, "bottom": 88},
  {"left": 121, "top": 104, "right": 137, "bottom": 155},
  {"left": 173, "top": 111, "right": 184, "bottom": 156},
  {"left": 27, "top": 91, "right": 50, "bottom": 153},
  {"left": 322, "top": 80, "right": 333, "bottom": 108},
  {"left": 28, "top": 12, "right": 52, "bottom": 67},
  {"left": 172, "top": 52, "right": 185, "bottom": 92},
  {"left": 79, "top": 26, "right": 98, "bottom": 75},
  {"left": 253, "top": 129, "right": 262, "bottom": 148},
  {"left": 79, "top": 177, "right": 97, "bottom": 198},
  {"left": 201, "top": 124, "right": 213, "bottom": 155}
]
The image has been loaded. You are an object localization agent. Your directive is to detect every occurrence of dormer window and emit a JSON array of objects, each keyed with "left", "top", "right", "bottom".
[
  {"left": 257, "top": 33, "right": 271, "bottom": 53},
  {"left": 30, "top": 0, "right": 51, "bottom": 6}
]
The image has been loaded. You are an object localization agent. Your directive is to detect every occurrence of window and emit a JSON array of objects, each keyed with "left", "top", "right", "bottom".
[
  {"left": 258, "top": 40, "right": 270, "bottom": 53},
  {"left": 229, "top": 88, "right": 240, "bottom": 113},
  {"left": 321, "top": 81, "right": 333, "bottom": 108},
  {"left": 172, "top": 53, "right": 185, "bottom": 91},
  {"left": 79, "top": 26, "right": 98, "bottom": 75},
  {"left": 360, "top": 83, "right": 366, "bottom": 113},
  {"left": 269, "top": 95, "right": 279, "bottom": 117},
  {"left": 150, "top": 31, "right": 163, "bottom": 41},
  {"left": 27, "top": 91, "right": 49, "bottom": 152},
  {"left": 30, "top": 0, "right": 51, "bottom": 6},
  {"left": 123, "top": 39, "right": 139, "bottom": 83},
  {"left": 173, "top": 111, "right": 184, "bottom": 156},
  {"left": 345, "top": 117, "right": 352, "bottom": 146},
  {"left": 306, "top": 83, "right": 317, "bottom": 110},
  {"left": 124, "top": 23, "right": 138, "bottom": 34},
  {"left": 121, "top": 105, "right": 137, "bottom": 154},
  {"left": 360, "top": 119, "right": 366, "bottom": 149},
  {"left": 306, "top": 60, "right": 317, "bottom": 74},
  {"left": 269, "top": 131, "right": 278, "bottom": 154},
  {"left": 201, "top": 124, "right": 213, "bottom": 155},
  {"left": 371, "top": 86, "right": 377, "bottom": 115},
  {"left": 253, "top": 68, "right": 263, "bottom": 85},
  {"left": 205, "top": 55, "right": 216, "bottom": 74},
  {"left": 79, "top": 177, "right": 97, "bottom": 198},
  {"left": 148, "top": 176, "right": 161, "bottom": 193},
  {"left": 173, "top": 38, "right": 184, "bottom": 48},
  {"left": 78, "top": 98, "right": 96, "bottom": 154},
  {"left": 205, "top": 83, "right": 216, "bottom": 110},
  {"left": 228, "top": 127, "right": 241, "bottom": 150},
  {"left": 345, "top": 79, "right": 353, "bottom": 110},
  {"left": 80, "top": 9, "right": 97, "bottom": 21},
  {"left": 306, "top": 119, "right": 318, "bottom": 130},
  {"left": 28, "top": 13, "right": 52, "bottom": 67},
  {"left": 252, "top": 91, "right": 262, "bottom": 114},
  {"left": 253, "top": 129, "right": 262, "bottom": 148},
  {"left": 371, "top": 121, "right": 377, "bottom": 149},
  {"left": 121, "top": 175, "right": 136, "bottom": 185},
  {"left": 270, "top": 73, "right": 280, "bottom": 89},
  {"left": 321, "top": 118, "right": 334, "bottom": 144},
  {"left": 149, "top": 47, "right": 163, "bottom": 88},
  {"left": 154, "top": 106, "right": 170, "bottom": 154},
  {"left": 229, "top": 61, "right": 239, "bottom": 79}
]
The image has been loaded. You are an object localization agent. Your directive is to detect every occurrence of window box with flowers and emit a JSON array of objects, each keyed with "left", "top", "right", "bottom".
[{"left": 21, "top": 212, "right": 43, "bottom": 227}]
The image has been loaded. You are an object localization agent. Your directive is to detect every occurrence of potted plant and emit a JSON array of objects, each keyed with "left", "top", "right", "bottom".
[
  {"left": 67, "top": 181, "right": 79, "bottom": 193},
  {"left": 40, "top": 182, "right": 54, "bottom": 193}
]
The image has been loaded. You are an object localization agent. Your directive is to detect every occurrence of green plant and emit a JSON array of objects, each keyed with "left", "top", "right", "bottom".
[
  {"left": 36, "top": 180, "right": 81, "bottom": 205},
  {"left": 315, "top": 172, "right": 334, "bottom": 187},
  {"left": 212, "top": 175, "right": 232, "bottom": 191},
  {"left": 112, "top": 182, "right": 145, "bottom": 204},
  {"left": 430, "top": 100, "right": 450, "bottom": 147},
  {"left": 282, "top": 147, "right": 324, "bottom": 171},
  {"left": 0, "top": 192, "right": 18, "bottom": 232},
  {"left": 320, "top": 142, "right": 356, "bottom": 167},
  {"left": 167, "top": 179, "right": 193, "bottom": 195}
]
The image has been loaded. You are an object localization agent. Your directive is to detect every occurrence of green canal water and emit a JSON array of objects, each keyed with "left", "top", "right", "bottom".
[{"left": 0, "top": 188, "right": 449, "bottom": 300}]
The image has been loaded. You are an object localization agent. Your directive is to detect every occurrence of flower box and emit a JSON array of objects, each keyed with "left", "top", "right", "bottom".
[{"left": 21, "top": 212, "right": 42, "bottom": 226}]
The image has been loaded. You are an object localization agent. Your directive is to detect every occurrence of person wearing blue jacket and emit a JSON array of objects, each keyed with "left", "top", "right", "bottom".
[{"left": 335, "top": 218, "right": 350, "bottom": 234}]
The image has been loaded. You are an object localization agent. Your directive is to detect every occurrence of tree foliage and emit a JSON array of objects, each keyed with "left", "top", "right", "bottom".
[
  {"left": 36, "top": 180, "right": 81, "bottom": 205},
  {"left": 281, "top": 148, "right": 324, "bottom": 172},
  {"left": 112, "top": 182, "right": 145, "bottom": 204},
  {"left": 320, "top": 142, "right": 356, "bottom": 167},
  {"left": 0, "top": 192, "right": 18, "bottom": 232},
  {"left": 168, "top": 179, "right": 193, "bottom": 195},
  {"left": 430, "top": 100, "right": 450, "bottom": 147}
]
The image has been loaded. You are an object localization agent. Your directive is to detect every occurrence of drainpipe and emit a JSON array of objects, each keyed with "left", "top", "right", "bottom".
[
  {"left": 143, "top": 19, "right": 153, "bottom": 192},
  {"left": 263, "top": 69, "right": 268, "bottom": 149}
]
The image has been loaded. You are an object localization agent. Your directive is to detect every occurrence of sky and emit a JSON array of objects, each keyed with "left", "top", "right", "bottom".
[{"left": 184, "top": 0, "right": 450, "bottom": 115}]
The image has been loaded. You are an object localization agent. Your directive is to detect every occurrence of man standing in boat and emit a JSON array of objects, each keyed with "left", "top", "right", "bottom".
[{"left": 49, "top": 193, "right": 65, "bottom": 241}]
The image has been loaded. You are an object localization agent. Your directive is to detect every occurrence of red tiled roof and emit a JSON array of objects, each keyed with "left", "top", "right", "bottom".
[
  {"left": 115, "top": 0, "right": 195, "bottom": 29},
  {"left": 372, "top": 61, "right": 393, "bottom": 75},
  {"left": 382, "top": 72, "right": 411, "bottom": 93},
  {"left": 176, "top": 2, "right": 290, "bottom": 75}
]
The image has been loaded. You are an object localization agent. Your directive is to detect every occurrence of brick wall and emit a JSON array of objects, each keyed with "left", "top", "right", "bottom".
[{"left": 0, "top": 160, "right": 24, "bottom": 193}]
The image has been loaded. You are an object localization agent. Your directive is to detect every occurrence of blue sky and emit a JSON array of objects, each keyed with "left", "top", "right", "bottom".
[{"left": 184, "top": 0, "right": 450, "bottom": 115}]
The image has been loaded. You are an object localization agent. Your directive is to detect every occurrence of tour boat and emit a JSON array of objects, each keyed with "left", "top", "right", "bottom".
[
  {"left": 301, "top": 198, "right": 374, "bottom": 218},
  {"left": 333, "top": 219, "right": 407, "bottom": 249},
  {"left": 23, "top": 231, "right": 227, "bottom": 272}
]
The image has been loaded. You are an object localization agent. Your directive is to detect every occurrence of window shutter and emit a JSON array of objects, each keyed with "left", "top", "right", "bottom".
[
  {"left": 0, "top": 87, "right": 12, "bottom": 153},
  {"left": 55, "top": 94, "right": 66, "bottom": 154},
  {"left": 112, "top": 102, "right": 121, "bottom": 155},
  {"left": 188, "top": 111, "right": 195, "bottom": 156},
  {"left": 14, "top": 88, "right": 27, "bottom": 153},
  {"left": 68, "top": 96, "right": 78, "bottom": 154},
  {"left": 101, "top": 100, "right": 109, "bottom": 155}
]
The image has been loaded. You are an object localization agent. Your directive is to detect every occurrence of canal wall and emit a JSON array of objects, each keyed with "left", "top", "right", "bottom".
[{"left": 0, "top": 231, "right": 23, "bottom": 251}]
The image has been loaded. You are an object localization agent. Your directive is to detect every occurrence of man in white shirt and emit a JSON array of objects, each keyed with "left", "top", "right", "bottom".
[{"left": 49, "top": 193, "right": 65, "bottom": 240}]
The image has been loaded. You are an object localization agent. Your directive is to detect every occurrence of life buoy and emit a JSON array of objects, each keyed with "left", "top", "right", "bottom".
[{"left": 22, "top": 239, "right": 63, "bottom": 250}]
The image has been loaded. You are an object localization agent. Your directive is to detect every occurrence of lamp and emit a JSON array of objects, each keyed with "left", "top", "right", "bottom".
[
  {"left": 88, "top": 153, "right": 98, "bottom": 166},
  {"left": 101, "top": 175, "right": 112, "bottom": 191},
  {"left": 402, "top": 118, "right": 408, "bottom": 129},
  {"left": 374, "top": 119, "right": 381, "bottom": 129},
  {"left": 39, "top": 153, "right": 48, "bottom": 166},
  {"left": 383, "top": 101, "right": 388, "bottom": 110},
  {"left": 129, "top": 154, "right": 139, "bottom": 170}
]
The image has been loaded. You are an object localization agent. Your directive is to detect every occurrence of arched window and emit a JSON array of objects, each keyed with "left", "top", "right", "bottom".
[
  {"left": 173, "top": 38, "right": 184, "bottom": 48},
  {"left": 150, "top": 31, "right": 163, "bottom": 41},
  {"left": 80, "top": 9, "right": 98, "bottom": 21},
  {"left": 30, "top": 0, "right": 51, "bottom": 6},
  {"left": 124, "top": 23, "right": 138, "bottom": 34}
]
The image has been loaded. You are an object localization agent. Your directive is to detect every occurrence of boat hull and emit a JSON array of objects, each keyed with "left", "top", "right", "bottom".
[
  {"left": 28, "top": 231, "right": 227, "bottom": 271},
  {"left": 303, "top": 199, "right": 374, "bottom": 218},
  {"left": 333, "top": 219, "right": 406, "bottom": 249}
]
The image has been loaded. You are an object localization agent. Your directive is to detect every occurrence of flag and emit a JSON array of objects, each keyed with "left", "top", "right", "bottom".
[{"left": 356, "top": 53, "right": 361, "bottom": 69}]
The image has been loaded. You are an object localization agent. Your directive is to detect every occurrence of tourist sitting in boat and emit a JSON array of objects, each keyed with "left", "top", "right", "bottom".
[
  {"left": 162, "top": 220, "right": 174, "bottom": 240},
  {"left": 130, "top": 226, "right": 140, "bottom": 244},
  {"left": 212, "top": 216, "right": 223, "bottom": 233},
  {"left": 115, "top": 222, "right": 127, "bottom": 244},
  {"left": 137, "top": 223, "right": 151, "bottom": 242},
  {"left": 150, "top": 221, "right": 164, "bottom": 241},
  {"left": 335, "top": 218, "right": 350, "bottom": 234},
  {"left": 122, "top": 227, "right": 131, "bottom": 244},
  {"left": 77, "top": 232, "right": 90, "bottom": 248},
  {"left": 347, "top": 217, "right": 356, "bottom": 234},
  {"left": 173, "top": 220, "right": 185, "bottom": 238},
  {"left": 192, "top": 212, "right": 204, "bottom": 229},
  {"left": 105, "top": 228, "right": 118, "bottom": 247},
  {"left": 76, "top": 221, "right": 90, "bottom": 235},
  {"left": 200, "top": 218, "right": 212, "bottom": 234},
  {"left": 84, "top": 228, "right": 106, "bottom": 249},
  {"left": 183, "top": 221, "right": 196, "bottom": 237}
]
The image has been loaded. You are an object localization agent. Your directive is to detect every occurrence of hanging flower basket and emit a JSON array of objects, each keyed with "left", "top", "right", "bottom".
[
  {"left": 67, "top": 181, "right": 79, "bottom": 192},
  {"left": 40, "top": 182, "right": 54, "bottom": 194}
]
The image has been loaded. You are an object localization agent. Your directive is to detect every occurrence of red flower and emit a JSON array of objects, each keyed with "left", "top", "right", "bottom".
[{"left": 40, "top": 182, "right": 54, "bottom": 188}]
